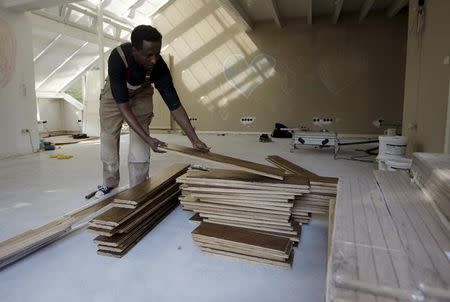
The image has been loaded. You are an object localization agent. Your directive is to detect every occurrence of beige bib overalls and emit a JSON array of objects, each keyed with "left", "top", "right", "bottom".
[{"left": 99, "top": 46, "right": 154, "bottom": 188}]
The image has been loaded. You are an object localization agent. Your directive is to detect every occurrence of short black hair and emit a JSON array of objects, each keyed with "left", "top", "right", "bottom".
[{"left": 131, "top": 25, "right": 162, "bottom": 49}]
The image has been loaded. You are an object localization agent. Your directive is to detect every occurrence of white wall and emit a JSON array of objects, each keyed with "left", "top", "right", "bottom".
[
  {"left": 0, "top": 10, "right": 39, "bottom": 157},
  {"left": 402, "top": 0, "right": 450, "bottom": 153},
  {"left": 37, "top": 98, "right": 63, "bottom": 131},
  {"left": 153, "top": 0, "right": 407, "bottom": 134},
  {"left": 37, "top": 98, "right": 83, "bottom": 133}
]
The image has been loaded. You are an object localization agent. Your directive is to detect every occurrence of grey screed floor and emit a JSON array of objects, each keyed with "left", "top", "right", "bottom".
[{"left": 0, "top": 133, "right": 375, "bottom": 302}]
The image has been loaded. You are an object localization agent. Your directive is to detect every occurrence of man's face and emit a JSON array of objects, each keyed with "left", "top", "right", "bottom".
[{"left": 132, "top": 40, "right": 161, "bottom": 70}]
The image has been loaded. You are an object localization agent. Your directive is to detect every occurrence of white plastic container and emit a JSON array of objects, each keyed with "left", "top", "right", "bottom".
[
  {"left": 378, "top": 135, "right": 408, "bottom": 158},
  {"left": 386, "top": 158, "right": 413, "bottom": 171}
]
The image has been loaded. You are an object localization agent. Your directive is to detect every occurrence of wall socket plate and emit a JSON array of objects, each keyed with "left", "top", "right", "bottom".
[
  {"left": 240, "top": 116, "right": 256, "bottom": 125},
  {"left": 312, "top": 117, "right": 334, "bottom": 125},
  {"left": 189, "top": 117, "right": 198, "bottom": 122}
]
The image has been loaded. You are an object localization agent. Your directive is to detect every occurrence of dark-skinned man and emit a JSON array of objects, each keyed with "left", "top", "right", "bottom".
[{"left": 95, "top": 25, "right": 209, "bottom": 197}]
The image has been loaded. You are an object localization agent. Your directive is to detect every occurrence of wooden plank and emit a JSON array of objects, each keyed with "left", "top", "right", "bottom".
[
  {"left": 94, "top": 200, "right": 177, "bottom": 247},
  {"left": 195, "top": 240, "right": 289, "bottom": 260},
  {"left": 204, "top": 218, "right": 297, "bottom": 233},
  {"left": 0, "top": 189, "right": 123, "bottom": 266},
  {"left": 96, "top": 201, "right": 178, "bottom": 257},
  {"left": 191, "top": 222, "right": 291, "bottom": 254},
  {"left": 161, "top": 144, "right": 285, "bottom": 180},
  {"left": 177, "top": 177, "right": 308, "bottom": 194},
  {"left": 200, "top": 247, "right": 293, "bottom": 268},
  {"left": 199, "top": 213, "right": 292, "bottom": 227},
  {"left": 266, "top": 155, "right": 338, "bottom": 184},
  {"left": 203, "top": 219, "right": 300, "bottom": 242},
  {"left": 180, "top": 198, "right": 291, "bottom": 215},
  {"left": 191, "top": 198, "right": 293, "bottom": 211},
  {"left": 374, "top": 171, "right": 450, "bottom": 294},
  {"left": 190, "top": 193, "right": 290, "bottom": 203},
  {"left": 115, "top": 190, "right": 180, "bottom": 234},
  {"left": 92, "top": 185, "right": 179, "bottom": 227},
  {"left": 181, "top": 185, "right": 295, "bottom": 198},
  {"left": 184, "top": 168, "right": 309, "bottom": 188},
  {"left": 113, "top": 163, "right": 188, "bottom": 205}
]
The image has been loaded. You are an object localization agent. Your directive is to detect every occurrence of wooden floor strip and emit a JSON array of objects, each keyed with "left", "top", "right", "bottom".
[{"left": 161, "top": 144, "right": 285, "bottom": 180}]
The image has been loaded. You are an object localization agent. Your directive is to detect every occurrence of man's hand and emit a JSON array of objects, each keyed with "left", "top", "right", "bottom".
[
  {"left": 192, "top": 139, "right": 210, "bottom": 153},
  {"left": 147, "top": 137, "right": 167, "bottom": 153}
]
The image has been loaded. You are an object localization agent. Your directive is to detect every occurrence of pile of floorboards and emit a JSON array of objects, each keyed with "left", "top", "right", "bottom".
[
  {"left": 192, "top": 222, "right": 294, "bottom": 268},
  {"left": 265, "top": 155, "right": 338, "bottom": 224},
  {"left": 178, "top": 168, "right": 310, "bottom": 244},
  {"left": 86, "top": 164, "right": 189, "bottom": 257},
  {"left": 411, "top": 152, "right": 450, "bottom": 221}
]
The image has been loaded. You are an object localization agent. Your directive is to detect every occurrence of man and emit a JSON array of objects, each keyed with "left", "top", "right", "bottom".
[{"left": 95, "top": 25, "right": 209, "bottom": 197}]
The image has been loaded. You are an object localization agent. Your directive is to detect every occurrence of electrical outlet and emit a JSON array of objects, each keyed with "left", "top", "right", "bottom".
[
  {"left": 189, "top": 117, "right": 198, "bottom": 122},
  {"left": 240, "top": 116, "right": 256, "bottom": 125},
  {"left": 312, "top": 117, "right": 334, "bottom": 125},
  {"left": 21, "top": 128, "right": 30, "bottom": 134}
]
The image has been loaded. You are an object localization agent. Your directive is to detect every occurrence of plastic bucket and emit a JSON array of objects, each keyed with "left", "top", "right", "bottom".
[
  {"left": 378, "top": 136, "right": 407, "bottom": 158},
  {"left": 386, "top": 158, "right": 412, "bottom": 171}
]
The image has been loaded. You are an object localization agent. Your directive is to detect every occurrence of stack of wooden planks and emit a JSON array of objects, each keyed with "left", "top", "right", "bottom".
[
  {"left": 0, "top": 188, "right": 122, "bottom": 269},
  {"left": 178, "top": 168, "right": 310, "bottom": 243},
  {"left": 87, "top": 164, "right": 189, "bottom": 257},
  {"left": 411, "top": 152, "right": 450, "bottom": 221},
  {"left": 192, "top": 222, "right": 294, "bottom": 268},
  {"left": 266, "top": 155, "right": 338, "bottom": 224}
]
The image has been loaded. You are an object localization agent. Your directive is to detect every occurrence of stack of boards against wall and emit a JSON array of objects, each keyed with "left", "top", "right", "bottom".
[
  {"left": 178, "top": 168, "right": 310, "bottom": 243},
  {"left": 265, "top": 156, "right": 338, "bottom": 224},
  {"left": 411, "top": 152, "right": 450, "bottom": 221},
  {"left": 87, "top": 164, "right": 189, "bottom": 257}
]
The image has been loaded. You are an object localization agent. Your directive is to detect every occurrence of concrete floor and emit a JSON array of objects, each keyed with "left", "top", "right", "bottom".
[{"left": 0, "top": 133, "right": 375, "bottom": 302}]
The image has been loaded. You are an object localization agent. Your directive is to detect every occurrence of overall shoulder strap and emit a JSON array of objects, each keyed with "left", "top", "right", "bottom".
[{"left": 116, "top": 46, "right": 128, "bottom": 69}]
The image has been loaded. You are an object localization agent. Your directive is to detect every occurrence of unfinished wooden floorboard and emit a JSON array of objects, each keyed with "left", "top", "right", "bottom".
[
  {"left": 199, "top": 213, "right": 292, "bottom": 227},
  {"left": 92, "top": 185, "right": 179, "bottom": 227},
  {"left": 97, "top": 201, "right": 178, "bottom": 257},
  {"left": 112, "top": 163, "right": 188, "bottom": 206},
  {"left": 193, "top": 208, "right": 290, "bottom": 222},
  {"left": 202, "top": 220, "right": 300, "bottom": 242},
  {"left": 374, "top": 171, "right": 450, "bottom": 293},
  {"left": 116, "top": 190, "right": 180, "bottom": 234},
  {"left": 161, "top": 144, "right": 285, "bottom": 180},
  {"left": 194, "top": 240, "right": 289, "bottom": 261},
  {"left": 180, "top": 197, "right": 291, "bottom": 214},
  {"left": 201, "top": 247, "right": 293, "bottom": 268},
  {"left": 328, "top": 177, "right": 357, "bottom": 300},
  {"left": 204, "top": 217, "right": 296, "bottom": 232},
  {"left": 190, "top": 193, "right": 290, "bottom": 203},
  {"left": 94, "top": 200, "right": 177, "bottom": 247},
  {"left": 183, "top": 168, "right": 309, "bottom": 188},
  {"left": 177, "top": 177, "right": 307, "bottom": 194},
  {"left": 191, "top": 222, "right": 291, "bottom": 254},
  {"left": 193, "top": 197, "right": 293, "bottom": 210},
  {"left": 266, "top": 155, "right": 338, "bottom": 185},
  {"left": 0, "top": 189, "right": 123, "bottom": 267},
  {"left": 181, "top": 185, "right": 295, "bottom": 198}
]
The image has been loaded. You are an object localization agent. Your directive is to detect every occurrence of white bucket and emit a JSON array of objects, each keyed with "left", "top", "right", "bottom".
[
  {"left": 378, "top": 136, "right": 407, "bottom": 159},
  {"left": 386, "top": 158, "right": 412, "bottom": 171}
]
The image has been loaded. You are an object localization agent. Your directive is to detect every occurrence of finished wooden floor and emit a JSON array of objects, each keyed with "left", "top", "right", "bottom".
[{"left": 327, "top": 170, "right": 450, "bottom": 301}]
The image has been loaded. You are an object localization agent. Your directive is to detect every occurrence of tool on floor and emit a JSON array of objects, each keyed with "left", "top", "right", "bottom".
[
  {"left": 49, "top": 154, "right": 73, "bottom": 159},
  {"left": 85, "top": 190, "right": 98, "bottom": 200},
  {"left": 191, "top": 164, "right": 209, "bottom": 171},
  {"left": 259, "top": 134, "right": 272, "bottom": 143}
]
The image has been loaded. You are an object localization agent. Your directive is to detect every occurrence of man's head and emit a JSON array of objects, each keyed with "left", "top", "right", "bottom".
[{"left": 131, "top": 25, "right": 162, "bottom": 69}]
